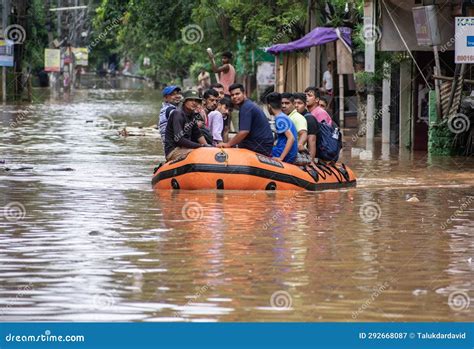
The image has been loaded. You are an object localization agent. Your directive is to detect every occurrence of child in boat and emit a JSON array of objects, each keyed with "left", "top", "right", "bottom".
[
  {"left": 207, "top": 97, "right": 232, "bottom": 146},
  {"left": 265, "top": 92, "right": 298, "bottom": 164}
]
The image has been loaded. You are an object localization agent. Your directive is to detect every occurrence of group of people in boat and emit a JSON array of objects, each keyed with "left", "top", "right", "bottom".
[{"left": 159, "top": 51, "right": 340, "bottom": 165}]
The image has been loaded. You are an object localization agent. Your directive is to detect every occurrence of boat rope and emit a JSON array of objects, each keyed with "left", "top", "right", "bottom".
[{"left": 218, "top": 147, "right": 229, "bottom": 167}]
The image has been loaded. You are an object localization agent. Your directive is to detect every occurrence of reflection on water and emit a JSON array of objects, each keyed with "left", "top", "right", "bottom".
[{"left": 0, "top": 89, "right": 473, "bottom": 322}]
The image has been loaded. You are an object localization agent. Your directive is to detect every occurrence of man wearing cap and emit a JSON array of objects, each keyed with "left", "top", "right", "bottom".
[
  {"left": 158, "top": 85, "right": 182, "bottom": 146},
  {"left": 164, "top": 90, "right": 211, "bottom": 161}
]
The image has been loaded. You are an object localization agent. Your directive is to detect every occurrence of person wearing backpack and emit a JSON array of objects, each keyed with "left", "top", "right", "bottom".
[
  {"left": 158, "top": 86, "right": 182, "bottom": 147},
  {"left": 316, "top": 120, "right": 342, "bottom": 162},
  {"left": 304, "top": 86, "right": 341, "bottom": 162}
]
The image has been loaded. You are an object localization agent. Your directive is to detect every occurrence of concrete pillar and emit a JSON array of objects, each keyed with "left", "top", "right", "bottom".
[
  {"left": 339, "top": 74, "right": 344, "bottom": 128},
  {"left": 366, "top": 92, "right": 375, "bottom": 151},
  {"left": 382, "top": 61, "right": 391, "bottom": 144},
  {"left": 364, "top": 0, "right": 376, "bottom": 150}
]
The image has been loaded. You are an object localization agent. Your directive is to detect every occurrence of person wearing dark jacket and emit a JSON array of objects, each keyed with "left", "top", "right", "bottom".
[{"left": 164, "top": 90, "right": 211, "bottom": 161}]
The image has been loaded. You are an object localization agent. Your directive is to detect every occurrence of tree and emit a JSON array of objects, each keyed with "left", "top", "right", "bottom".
[{"left": 90, "top": 0, "right": 309, "bottom": 83}]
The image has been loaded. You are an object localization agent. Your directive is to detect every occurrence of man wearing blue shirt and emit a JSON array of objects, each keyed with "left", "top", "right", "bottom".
[
  {"left": 220, "top": 83, "right": 274, "bottom": 156},
  {"left": 265, "top": 92, "right": 298, "bottom": 163}
]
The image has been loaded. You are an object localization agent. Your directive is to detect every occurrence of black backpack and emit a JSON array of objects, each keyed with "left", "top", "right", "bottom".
[{"left": 316, "top": 121, "right": 342, "bottom": 162}]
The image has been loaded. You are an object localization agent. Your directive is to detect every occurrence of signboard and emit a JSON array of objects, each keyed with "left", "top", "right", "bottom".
[
  {"left": 44, "top": 49, "right": 60, "bottom": 72},
  {"left": 72, "top": 47, "right": 88, "bottom": 66},
  {"left": 412, "top": 6, "right": 441, "bottom": 46},
  {"left": 455, "top": 17, "right": 474, "bottom": 63},
  {"left": 0, "top": 39, "right": 14, "bottom": 67},
  {"left": 256, "top": 62, "right": 275, "bottom": 86}
]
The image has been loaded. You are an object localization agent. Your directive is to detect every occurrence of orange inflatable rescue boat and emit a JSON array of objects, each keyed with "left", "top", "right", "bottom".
[{"left": 152, "top": 148, "right": 356, "bottom": 191}]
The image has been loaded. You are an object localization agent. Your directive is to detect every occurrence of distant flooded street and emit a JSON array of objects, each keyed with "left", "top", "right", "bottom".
[{"left": 1, "top": 89, "right": 473, "bottom": 322}]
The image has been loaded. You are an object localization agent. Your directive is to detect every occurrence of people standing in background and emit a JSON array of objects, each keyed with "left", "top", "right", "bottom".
[
  {"left": 197, "top": 68, "right": 211, "bottom": 96},
  {"left": 321, "top": 61, "right": 333, "bottom": 95},
  {"left": 158, "top": 86, "right": 182, "bottom": 146},
  {"left": 209, "top": 51, "right": 235, "bottom": 95},
  {"left": 321, "top": 61, "right": 333, "bottom": 114}
]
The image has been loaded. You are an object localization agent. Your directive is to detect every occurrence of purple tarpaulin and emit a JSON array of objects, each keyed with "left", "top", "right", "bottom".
[{"left": 266, "top": 27, "right": 352, "bottom": 54}]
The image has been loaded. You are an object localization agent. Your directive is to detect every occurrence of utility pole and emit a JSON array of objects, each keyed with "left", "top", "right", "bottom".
[
  {"left": 55, "top": 0, "right": 61, "bottom": 96},
  {"left": 364, "top": 0, "right": 376, "bottom": 152}
]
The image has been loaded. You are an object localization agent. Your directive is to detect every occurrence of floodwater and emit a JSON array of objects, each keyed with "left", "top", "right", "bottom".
[{"left": 1, "top": 89, "right": 473, "bottom": 322}]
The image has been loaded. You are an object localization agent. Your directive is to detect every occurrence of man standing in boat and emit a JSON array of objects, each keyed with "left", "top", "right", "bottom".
[
  {"left": 220, "top": 83, "right": 274, "bottom": 157},
  {"left": 209, "top": 52, "right": 236, "bottom": 141},
  {"left": 164, "top": 90, "right": 211, "bottom": 161},
  {"left": 208, "top": 51, "right": 235, "bottom": 96}
]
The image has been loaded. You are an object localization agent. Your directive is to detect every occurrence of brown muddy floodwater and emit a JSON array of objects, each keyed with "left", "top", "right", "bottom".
[{"left": 0, "top": 89, "right": 473, "bottom": 322}]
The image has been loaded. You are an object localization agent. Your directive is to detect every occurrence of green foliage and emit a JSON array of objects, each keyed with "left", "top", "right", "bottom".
[
  {"left": 90, "top": 0, "right": 308, "bottom": 82},
  {"left": 429, "top": 123, "right": 454, "bottom": 155},
  {"left": 24, "top": 0, "right": 49, "bottom": 72}
]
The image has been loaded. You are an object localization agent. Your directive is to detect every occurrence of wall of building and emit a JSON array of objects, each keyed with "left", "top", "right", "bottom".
[{"left": 380, "top": 0, "right": 457, "bottom": 52}]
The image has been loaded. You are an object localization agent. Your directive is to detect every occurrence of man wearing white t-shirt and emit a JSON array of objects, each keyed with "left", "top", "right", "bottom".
[
  {"left": 322, "top": 61, "right": 333, "bottom": 94},
  {"left": 321, "top": 61, "right": 333, "bottom": 114}
]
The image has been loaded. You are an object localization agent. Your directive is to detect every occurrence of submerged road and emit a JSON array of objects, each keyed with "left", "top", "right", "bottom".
[{"left": 0, "top": 89, "right": 473, "bottom": 321}]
